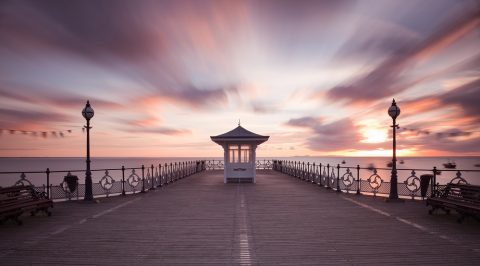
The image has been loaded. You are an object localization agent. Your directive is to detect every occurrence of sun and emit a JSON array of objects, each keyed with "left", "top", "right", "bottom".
[{"left": 361, "top": 129, "right": 388, "bottom": 143}]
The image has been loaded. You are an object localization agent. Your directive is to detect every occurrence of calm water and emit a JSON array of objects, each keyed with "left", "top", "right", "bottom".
[{"left": 0, "top": 156, "right": 479, "bottom": 186}]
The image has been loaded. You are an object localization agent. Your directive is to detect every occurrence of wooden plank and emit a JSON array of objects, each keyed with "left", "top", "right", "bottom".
[{"left": 0, "top": 170, "right": 479, "bottom": 265}]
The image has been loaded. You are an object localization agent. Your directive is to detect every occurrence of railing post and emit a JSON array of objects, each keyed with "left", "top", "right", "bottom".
[
  {"left": 326, "top": 164, "right": 331, "bottom": 189},
  {"left": 182, "top": 162, "right": 184, "bottom": 178},
  {"left": 46, "top": 168, "right": 50, "bottom": 199},
  {"left": 159, "top": 164, "right": 163, "bottom": 187},
  {"left": 303, "top": 162, "right": 306, "bottom": 180},
  {"left": 305, "top": 162, "right": 309, "bottom": 181},
  {"left": 166, "top": 163, "right": 169, "bottom": 183},
  {"left": 150, "top": 164, "right": 155, "bottom": 190},
  {"left": 141, "top": 165, "right": 145, "bottom": 193},
  {"left": 318, "top": 163, "right": 322, "bottom": 186},
  {"left": 294, "top": 161, "right": 296, "bottom": 178},
  {"left": 121, "top": 165, "right": 126, "bottom": 196},
  {"left": 432, "top": 167, "right": 437, "bottom": 197},
  {"left": 312, "top": 163, "right": 315, "bottom": 183},
  {"left": 175, "top": 162, "right": 178, "bottom": 181},
  {"left": 336, "top": 164, "right": 341, "bottom": 192},
  {"left": 356, "top": 165, "right": 361, "bottom": 195}
]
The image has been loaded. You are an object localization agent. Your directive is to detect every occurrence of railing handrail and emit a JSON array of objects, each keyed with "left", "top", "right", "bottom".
[
  {"left": 270, "top": 160, "right": 480, "bottom": 172},
  {"left": 0, "top": 161, "right": 205, "bottom": 175}
]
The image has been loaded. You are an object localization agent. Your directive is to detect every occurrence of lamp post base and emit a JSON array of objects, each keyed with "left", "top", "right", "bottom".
[{"left": 385, "top": 197, "right": 405, "bottom": 203}]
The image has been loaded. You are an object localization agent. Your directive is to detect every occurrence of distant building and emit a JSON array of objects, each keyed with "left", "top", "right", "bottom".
[{"left": 211, "top": 124, "right": 269, "bottom": 183}]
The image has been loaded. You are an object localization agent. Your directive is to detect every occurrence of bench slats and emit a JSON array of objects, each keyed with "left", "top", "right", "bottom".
[
  {"left": 0, "top": 185, "right": 53, "bottom": 225},
  {"left": 427, "top": 183, "right": 480, "bottom": 223}
]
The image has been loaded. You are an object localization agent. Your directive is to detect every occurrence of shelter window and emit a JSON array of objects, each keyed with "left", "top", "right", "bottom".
[
  {"left": 240, "top": 145, "right": 250, "bottom": 163},
  {"left": 229, "top": 145, "right": 239, "bottom": 163}
]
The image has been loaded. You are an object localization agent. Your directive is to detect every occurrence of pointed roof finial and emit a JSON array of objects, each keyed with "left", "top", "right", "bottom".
[{"left": 238, "top": 119, "right": 241, "bottom": 126}]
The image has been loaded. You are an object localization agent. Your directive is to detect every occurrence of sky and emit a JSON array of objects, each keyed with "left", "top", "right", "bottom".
[{"left": 0, "top": 0, "right": 479, "bottom": 158}]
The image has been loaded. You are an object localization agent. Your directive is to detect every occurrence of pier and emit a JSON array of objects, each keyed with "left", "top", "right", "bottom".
[{"left": 1, "top": 169, "right": 479, "bottom": 265}]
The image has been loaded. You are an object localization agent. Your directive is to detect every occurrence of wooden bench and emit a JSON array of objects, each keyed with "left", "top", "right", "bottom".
[
  {"left": 0, "top": 185, "right": 53, "bottom": 225},
  {"left": 426, "top": 183, "right": 480, "bottom": 223}
]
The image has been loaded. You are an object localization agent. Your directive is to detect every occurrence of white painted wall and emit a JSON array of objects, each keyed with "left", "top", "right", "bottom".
[{"left": 222, "top": 143, "right": 257, "bottom": 183}]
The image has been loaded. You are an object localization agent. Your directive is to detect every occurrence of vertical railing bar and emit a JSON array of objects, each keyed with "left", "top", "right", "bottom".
[
  {"left": 336, "top": 164, "right": 341, "bottom": 192},
  {"left": 356, "top": 165, "right": 361, "bottom": 195},
  {"left": 326, "top": 164, "right": 330, "bottom": 189},
  {"left": 141, "top": 165, "right": 145, "bottom": 193},
  {"left": 150, "top": 164, "right": 155, "bottom": 190},
  {"left": 319, "top": 163, "right": 322, "bottom": 186},
  {"left": 121, "top": 165, "right": 126, "bottom": 196},
  {"left": 46, "top": 168, "right": 50, "bottom": 199}
]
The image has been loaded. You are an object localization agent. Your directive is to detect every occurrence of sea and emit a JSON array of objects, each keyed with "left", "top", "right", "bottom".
[{"left": 0, "top": 156, "right": 479, "bottom": 187}]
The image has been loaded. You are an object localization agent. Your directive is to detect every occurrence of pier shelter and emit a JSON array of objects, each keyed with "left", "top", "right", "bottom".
[{"left": 211, "top": 125, "right": 269, "bottom": 183}]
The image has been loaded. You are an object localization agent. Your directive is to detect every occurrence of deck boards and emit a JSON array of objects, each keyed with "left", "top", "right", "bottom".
[{"left": 1, "top": 170, "right": 479, "bottom": 265}]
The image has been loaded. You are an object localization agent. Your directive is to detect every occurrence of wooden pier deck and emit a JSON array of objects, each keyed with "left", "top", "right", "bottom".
[{"left": 1, "top": 170, "right": 479, "bottom": 265}]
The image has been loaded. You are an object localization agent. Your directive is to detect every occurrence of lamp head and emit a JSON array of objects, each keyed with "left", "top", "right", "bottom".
[
  {"left": 82, "top": 100, "right": 94, "bottom": 120},
  {"left": 388, "top": 98, "right": 400, "bottom": 119}
]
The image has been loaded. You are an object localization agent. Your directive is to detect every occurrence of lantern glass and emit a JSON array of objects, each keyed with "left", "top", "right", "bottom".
[
  {"left": 82, "top": 102, "right": 94, "bottom": 120},
  {"left": 388, "top": 104, "right": 400, "bottom": 119}
]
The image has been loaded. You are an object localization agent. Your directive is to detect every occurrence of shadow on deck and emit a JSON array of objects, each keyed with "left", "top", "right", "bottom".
[{"left": 1, "top": 170, "right": 479, "bottom": 265}]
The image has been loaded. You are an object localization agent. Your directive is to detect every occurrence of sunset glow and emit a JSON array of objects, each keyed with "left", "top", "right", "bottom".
[{"left": 0, "top": 0, "right": 479, "bottom": 157}]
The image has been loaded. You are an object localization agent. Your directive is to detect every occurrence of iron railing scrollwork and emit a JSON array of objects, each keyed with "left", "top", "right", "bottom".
[
  {"left": 99, "top": 170, "right": 115, "bottom": 197},
  {"left": 14, "top": 173, "right": 33, "bottom": 187},
  {"left": 366, "top": 169, "right": 383, "bottom": 197},
  {"left": 449, "top": 171, "right": 468, "bottom": 185},
  {"left": 1, "top": 160, "right": 206, "bottom": 202},
  {"left": 271, "top": 160, "right": 477, "bottom": 200}
]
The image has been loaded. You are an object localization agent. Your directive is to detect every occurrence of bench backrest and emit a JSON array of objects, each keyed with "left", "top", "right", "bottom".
[
  {"left": 443, "top": 183, "right": 480, "bottom": 205},
  {"left": 0, "top": 185, "right": 37, "bottom": 205}
]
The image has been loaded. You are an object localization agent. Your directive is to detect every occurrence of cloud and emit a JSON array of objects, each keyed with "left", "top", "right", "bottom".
[
  {"left": 0, "top": 85, "right": 124, "bottom": 110},
  {"left": 285, "top": 116, "right": 369, "bottom": 151},
  {"left": 251, "top": 101, "right": 278, "bottom": 114},
  {"left": 399, "top": 128, "right": 480, "bottom": 154},
  {"left": 0, "top": 107, "right": 73, "bottom": 128},
  {"left": 122, "top": 126, "right": 190, "bottom": 136},
  {"left": 285, "top": 116, "right": 322, "bottom": 128},
  {"left": 0, "top": 0, "right": 164, "bottom": 62},
  {"left": 137, "top": 84, "right": 236, "bottom": 110},
  {"left": 441, "top": 78, "right": 480, "bottom": 121},
  {"left": 326, "top": 9, "right": 480, "bottom": 103},
  {"left": 399, "top": 78, "right": 480, "bottom": 122},
  {"left": 306, "top": 119, "right": 365, "bottom": 151}
]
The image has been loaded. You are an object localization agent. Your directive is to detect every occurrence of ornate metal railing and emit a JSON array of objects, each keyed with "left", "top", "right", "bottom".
[
  {"left": 272, "top": 160, "right": 478, "bottom": 200},
  {"left": 204, "top": 159, "right": 273, "bottom": 170},
  {"left": 0, "top": 160, "right": 206, "bottom": 201}
]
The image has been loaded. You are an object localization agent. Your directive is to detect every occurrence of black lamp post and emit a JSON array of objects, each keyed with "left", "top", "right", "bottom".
[
  {"left": 82, "top": 100, "right": 94, "bottom": 201},
  {"left": 387, "top": 99, "right": 401, "bottom": 201}
]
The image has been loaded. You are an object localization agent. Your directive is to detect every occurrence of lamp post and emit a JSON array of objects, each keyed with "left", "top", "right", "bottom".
[
  {"left": 82, "top": 100, "right": 94, "bottom": 201},
  {"left": 387, "top": 99, "right": 401, "bottom": 201}
]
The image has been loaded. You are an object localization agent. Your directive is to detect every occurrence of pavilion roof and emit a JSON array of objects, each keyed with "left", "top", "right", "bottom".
[{"left": 210, "top": 125, "right": 269, "bottom": 144}]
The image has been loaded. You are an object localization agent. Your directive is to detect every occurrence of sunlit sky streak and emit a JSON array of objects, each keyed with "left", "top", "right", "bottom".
[{"left": 0, "top": 0, "right": 479, "bottom": 157}]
